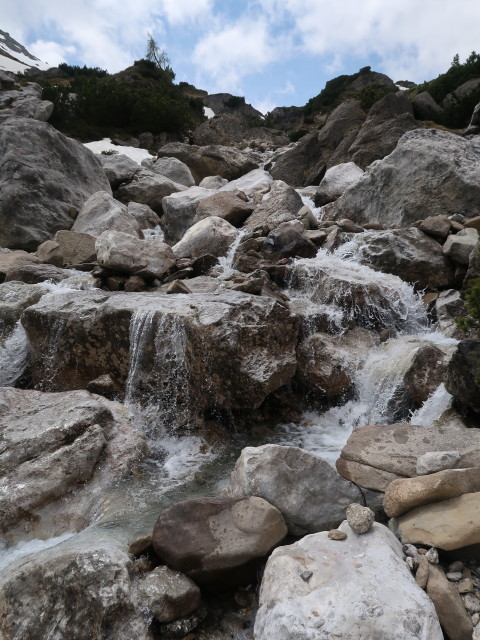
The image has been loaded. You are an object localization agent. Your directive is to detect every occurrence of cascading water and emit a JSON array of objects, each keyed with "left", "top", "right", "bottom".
[
  {"left": 216, "top": 229, "right": 247, "bottom": 279},
  {"left": 0, "top": 321, "right": 29, "bottom": 387}
]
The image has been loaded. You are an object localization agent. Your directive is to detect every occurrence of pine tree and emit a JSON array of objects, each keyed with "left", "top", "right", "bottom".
[{"left": 146, "top": 33, "right": 170, "bottom": 70}]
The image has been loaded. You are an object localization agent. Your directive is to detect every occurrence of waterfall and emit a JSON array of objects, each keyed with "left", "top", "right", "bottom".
[
  {"left": 217, "top": 229, "right": 247, "bottom": 279},
  {"left": 0, "top": 321, "right": 29, "bottom": 387}
]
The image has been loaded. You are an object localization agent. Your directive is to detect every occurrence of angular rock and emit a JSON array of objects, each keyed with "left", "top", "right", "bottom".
[
  {"left": 419, "top": 215, "right": 452, "bottom": 241},
  {"left": 98, "top": 153, "right": 141, "bottom": 188},
  {"left": 348, "top": 91, "right": 420, "bottom": 169},
  {"left": 161, "top": 186, "right": 213, "bottom": 244},
  {"left": 95, "top": 230, "right": 176, "bottom": 279},
  {"left": 152, "top": 496, "right": 287, "bottom": 585},
  {"left": 446, "top": 340, "right": 480, "bottom": 413},
  {"left": 149, "top": 156, "right": 195, "bottom": 187},
  {"left": 21, "top": 289, "right": 299, "bottom": 415},
  {"left": 416, "top": 451, "right": 461, "bottom": 476},
  {"left": 337, "top": 422, "right": 480, "bottom": 491},
  {"left": 314, "top": 162, "right": 364, "bottom": 206},
  {"left": 0, "top": 116, "right": 112, "bottom": 250},
  {"left": 340, "top": 227, "right": 455, "bottom": 290},
  {"left": 443, "top": 228, "right": 479, "bottom": 265},
  {"left": 54, "top": 230, "right": 97, "bottom": 265},
  {"left": 384, "top": 468, "right": 480, "bottom": 517},
  {"left": 127, "top": 202, "right": 160, "bottom": 230},
  {"left": 255, "top": 522, "right": 442, "bottom": 640},
  {"left": 392, "top": 492, "right": 480, "bottom": 550},
  {"left": 403, "top": 344, "right": 450, "bottom": 405},
  {"left": 0, "top": 281, "right": 47, "bottom": 343},
  {"left": 72, "top": 191, "right": 143, "bottom": 238},
  {"left": 4, "top": 262, "right": 72, "bottom": 285},
  {"left": 172, "top": 216, "right": 238, "bottom": 259},
  {"left": 244, "top": 181, "right": 304, "bottom": 234},
  {"left": 199, "top": 175, "right": 228, "bottom": 189},
  {"left": 193, "top": 191, "right": 254, "bottom": 227},
  {"left": 157, "top": 143, "right": 258, "bottom": 183},
  {"left": 0, "top": 531, "right": 151, "bottom": 640},
  {"left": 0, "top": 249, "right": 41, "bottom": 284},
  {"left": 0, "top": 388, "right": 145, "bottom": 535},
  {"left": 115, "top": 168, "right": 186, "bottom": 213},
  {"left": 435, "top": 289, "right": 468, "bottom": 338},
  {"left": 427, "top": 565, "right": 473, "bottom": 640},
  {"left": 136, "top": 566, "right": 200, "bottom": 623},
  {"left": 223, "top": 444, "right": 363, "bottom": 536},
  {"left": 219, "top": 168, "right": 273, "bottom": 197},
  {"left": 265, "top": 222, "right": 317, "bottom": 260},
  {"left": 332, "top": 130, "right": 480, "bottom": 227},
  {"left": 36, "top": 239, "right": 64, "bottom": 267},
  {"left": 412, "top": 91, "right": 444, "bottom": 121}
]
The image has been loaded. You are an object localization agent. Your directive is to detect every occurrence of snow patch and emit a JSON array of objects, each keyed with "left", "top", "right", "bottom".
[
  {"left": 204, "top": 106, "right": 215, "bottom": 119},
  {"left": 83, "top": 138, "right": 152, "bottom": 164}
]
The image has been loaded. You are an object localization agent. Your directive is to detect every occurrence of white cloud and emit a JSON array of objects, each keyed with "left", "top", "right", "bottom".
[
  {"left": 162, "top": 0, "right": 213, "bottom": 24},
  {"left": 28, "top": 40, "right": 76, "bottom": 67}
]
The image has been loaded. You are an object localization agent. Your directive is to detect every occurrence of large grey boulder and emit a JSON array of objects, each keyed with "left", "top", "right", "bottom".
[
  {"left": 0, "top": 249, "right": 41, "bottom": 284},
  {"left": 136, "top": 565, "right": 201, "bottom": 623},
  {"left": 0, "top": 82, "right": 53, "bottom": 121},
  {"left": 161, "top": 186, "right": 213, "bottom": 244},
  {"left": 95, "top": 230, "right": 176, "bottom": 279},
  {"left": 193, "top": 191, "right": 254, "bottom": 227},
  {"left": 53, "top": 230, "right": 97, "bottom": 266},
  {"left": 149, "top": 156, "right": 195, "bottom": 187},
  {"left": 223, "top": 445, "right": 363, "bottom": 535},
  {"left": 72, "top": 191, "right": 143, "bottom": 238},
  {"left": 255, "top": 522, "right": 442, "bottom": 640},
  {"left": 219, "top": 168, "right": 273, "bottom": 196},
  {"left": 0, "top": 281, "right": 47, "bottom": 343},
  {"left": 0, "top": 530, "right": 151, "bottom": 640},
  {"left": 152, "top": 496, "right": 287, "bottom": 585},
  {"left": 0, "top": 116, "right": 112, "bottom": 250},
  {"left": 271, "top": 100, "right": 366, "bottom": 186},
  {"left": 337, "top": 422, "right": 480, "bottom": 491},
  {"left": 115, "top": 168, "right": 186, "bottom": 213},
  {"left": 412, "top": 91, "right": 444, "bottom": 121},
  {"left": 348, "top": 91, "right": 420, "bottom": 169},
  {"left": 244, "top": 180, "right": 304, "bottom": 234},
  {"left": 21, "top": 289, "right": 299, "bottom": 417},
  {"left": 315, "top": 162, "right": 364, "bottom": 206},
  {"left": 442, "top": 228, "right": 479, "bottom": 265},
  {"left": 332, "top": 129, "right": 480, "bottom": 226},
  {"left": 339, "top": 227, "right": 456, "bottom": 290},
  {"left": 0, "top": 388, "right": 145, "bottom": 535},
  {"left": 172, "top": 216, "right": 238, "bottom": 259},
  {"left": 156, "top": 142, "right": 258, "bottom": 183},
  {"left": 98, "top": 153, "right": 141, "bottom": 188}
]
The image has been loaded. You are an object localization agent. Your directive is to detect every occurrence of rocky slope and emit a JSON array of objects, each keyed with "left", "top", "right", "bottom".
[{"left": 1, "top": 66, "right": 480, "bottom": 640}]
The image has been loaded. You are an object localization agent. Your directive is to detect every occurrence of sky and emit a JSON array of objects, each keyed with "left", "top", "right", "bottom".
[{"left": 1, "top": 0, "right": 480, "bottom": 114}]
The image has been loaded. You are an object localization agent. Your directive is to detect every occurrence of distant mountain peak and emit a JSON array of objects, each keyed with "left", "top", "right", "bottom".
[{"left": 0, "top": 29, "right": 48, "bottom": 73}]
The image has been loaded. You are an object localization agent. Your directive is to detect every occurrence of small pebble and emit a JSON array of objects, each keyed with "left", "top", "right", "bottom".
[
  {"left": 463, "top": 593, "right": 480, "bottom": 614},
  {"left": 446, "top": 572, "right": 463, "bottom": 582},
  {"left": 328, "top": 529, "right": 347, "bottom": 541},
  {"left": 417, "top": 548, "right": 427, "bottom": 555},
  {"left": 403, "top": 544, "right": 420, "bottom": 562},
  {"left": 425, "top": 548, "right": 439, "bottom": 564},
  {"left": 300, "top": 571, "right": 313, "bottom": 582},
  {"left": 459, "top": 579, "right": 475, "bottom": 594},
  {"left": 449, "top": 561, "right": 464, "bottom": 573}
]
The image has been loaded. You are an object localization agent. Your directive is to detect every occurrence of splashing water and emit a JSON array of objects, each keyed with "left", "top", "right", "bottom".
[
  {"left": 410, "top": 383, "right": 455, "bottom": 426},
  {"left": 217, "top": 229, "right": 247, "bottom": 279},
  {"left": 0, "top": 532, "right": 75, "bottom": 572},
  {"left": 0, "top": 321, "right": 29, "bottom": 387}
]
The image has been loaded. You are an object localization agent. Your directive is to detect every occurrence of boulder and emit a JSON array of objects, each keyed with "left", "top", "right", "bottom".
[
  {"left": 0, "top": 116, "right": 112, "bottom": 250},
  {"left": 265, "top": 222, "right": 317, "bottom": 260},
  {"left": 156, "top": 143, "right": 258, "bottom": 183},
  {"left": 435, "top": 289, "right": 468, "bottom": 338},
  {"left": 271, "top": 100, "right": 367, "bottom": 186},
  {"left": 115, "top": 168, "right": 186, "bottom": 213},
  {"left": 403, "top": 343, "right": 450, "bottom": 404},
  {"left": 199, "top": 175, "right": 228, "bottom": 189},
  {"left": 72, "top": 191, "right": 143, "bottom": 238},
  {"left": 427, "top": 565, "right": 473, "bottom": 640},
  {"left": 53, "top": 230, "right": 97, "bottom": 265},
  {"left": 446, "top": 340, "right": 480, "bottom": 413},
  {"left": 0, "top": 249, "right": 40, "bottom": 284},
  {"left": 419, "top": 215, "right": 452, "bottom": 241},
  {"left": 339, "top": 227, "right": 455, "bottom": 290},
  {"left": 314, "top": 162, "right": 364, "bottom": 206},
  {"left": 219, "top": 168, "right": 273, "bottom": 196},
  {"left": 0, "top": 531, "right": 151, "bottom": 640},
  {"left": 384, "top": 468, "right": 480, "bottom": 517},
  {"left": 223, "top": 445, "right": 363, "bottom": 536},
  {"left": 0, "top": 82, "right": 53, "bottom": 122},
  {"left": 0, "top": 281, "right": 47, "bottom": 343},
  {"left": 161, "top": 186, "right": 213, "bottom": 244},
  {"left": 412, "top": 91, "right": 444, "bottom": 122},
  {"left": 348, "top": 91, "right": 420, "bottom": 169},
  {"left": 442, "top": 228, "right": 479, "bottom": 265},
  {"left": 98, "top": 153, "right": 141, "bottom": 188},
  {"left": 136, "top": 566, "right": 201, "bottom": 623},
  {"left": 331, "top": 130, "right": 480, "bottom": 227},
  {"left": 127, "top": 202, "right": 160, "bottom": 230},
  {"left": 152, "top": 496, "right": 287, "bottom": 585},
  {"left": 172, "top": 216, "right": 238, "bottom": 259},
  {"left": 254, "top": 522, "right": 442, "bottom": 640},
  {"left": 4, "top": 263, "right": 72, "bottom": 285},
  {"left": 95, "top": 230, "right": 176, "bottom": 279},
  {"left": 0, "top": 387, "right": 145, "bottom": 535},
  {"left": 193, "top": 191, "right": 254, "bottom": 226},
  {"left": 391, "top": 492, "right": 480, "bottom": 550},
  {"left": 21, "top": 289, "right": 299, "bottom": 416},
  {"left": 243, "top": 181, "right": 304, "bottom": 234},
  {"left": 337, "top": 422, "right": 480, "bottom": 491},
  {"left": 149, "top": 156, "right": 195, "bottom": 187}
]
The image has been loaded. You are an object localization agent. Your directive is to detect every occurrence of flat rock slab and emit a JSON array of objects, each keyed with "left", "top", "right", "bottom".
[
  {"left": 390, "top": 492, "right": 480, "bottom": 551},
  {"left": 337, "top": 422, "right": 480, "bottom": 491},
  {"left": 223, "top": 444, "right": 363, "bottom": 536},
  {"left": 254, "top": 522, "right": 442, "bottom": 640},
  {"left": 384, "top": 468, "right": 480, "bottom": 517}
]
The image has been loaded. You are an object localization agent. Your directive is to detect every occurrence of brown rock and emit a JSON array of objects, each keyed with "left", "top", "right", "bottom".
[
  {"left": 328, "top": 529, "right": 347, "bottom": 540},
  {"left": 166, "top": 280, "right": 191, "bottom": 294},
  {"left": 0, "top": 249, "right": 40, "bottom": 283},
  {"left": 427, "top": 564, "right": 473, "bottom": 640},
  {"left": 36, "top": 240, "right": 64, "bottom": 266},
  {"left": 193, "top": 191, "right": 254, "bottom": 227},
  {"left": 403, "top": 344, "right": 449, "bottom": 405},
  {"left": 419, "top": 215, "right": 452, "bottom": 241},
  {"left": 384, "top": 468, "right": 480, "bottom": 518},
  {"left": 54, "top": 230, "right": 97, "bottom": 265},
  {"left": 415, "top": 555, "right": 430, "bottom": 590},
  {"left": 464, "top": 216, "right": 480, "bottom": 231}
]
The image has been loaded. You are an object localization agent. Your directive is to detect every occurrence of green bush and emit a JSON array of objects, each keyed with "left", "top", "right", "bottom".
[
  {"left": 289, "top": 129, "right": 309, "bottom": 142},
  {"left": 457, "top": 277, "right": 480, "bottom": 334},
  {"left": 225, "top": 95, "right": 245, "bottom": 109},
  {"left": 359, "top": 84, "right": 394, "bottom": 110}
]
